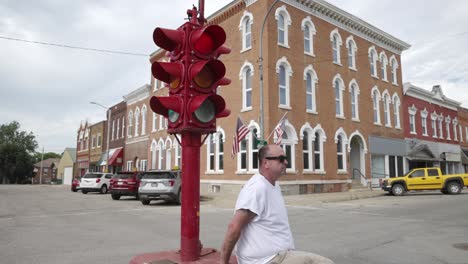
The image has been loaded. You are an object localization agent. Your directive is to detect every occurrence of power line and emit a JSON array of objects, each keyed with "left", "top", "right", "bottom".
[{"left": 0, "top": 35, "right": 149, "bottom": 57}]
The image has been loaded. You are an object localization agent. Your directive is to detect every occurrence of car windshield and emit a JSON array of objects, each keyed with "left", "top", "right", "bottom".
[
  {"left": 114, "top": 173, "right": 134, "bottom": 179},
  {"left": 83, "top": 173, "right": 102, "bottom": 178},
  {"left": 142, "top": 172, "right": 174, "bottom": 179}
]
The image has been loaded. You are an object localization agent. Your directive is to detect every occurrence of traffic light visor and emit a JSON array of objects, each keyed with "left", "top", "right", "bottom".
[
  {"left": 153, "top": 27, "right": 184, "bottom": 52},
  {"left": 190, "top": 95, "right": 230, "bottom": 123},
  {"left": 191, "top": 60, "right": 228, "bottom": 90},
  {"left": 150, "top": 96, "right": 182, "bottom": 121},
  {"left": 151, "top": 62, "right": 183, "bottom": 90}
]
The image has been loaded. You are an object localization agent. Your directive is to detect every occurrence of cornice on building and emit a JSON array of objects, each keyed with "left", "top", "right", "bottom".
[
  {"left": 286, "top": 0, "right": 410, "bottom": 54},
  {"left": 123, "top": 84, "right": 151, "bottom": 106},
  {"left": 403, "top": 82, "right": 461, "bottom": 111}
]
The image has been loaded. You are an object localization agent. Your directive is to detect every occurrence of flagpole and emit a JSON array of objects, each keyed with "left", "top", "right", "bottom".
[{"left": 266, "top": 112, "right": 288, "bottom": 142}]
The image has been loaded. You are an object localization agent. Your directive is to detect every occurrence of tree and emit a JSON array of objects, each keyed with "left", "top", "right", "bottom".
[{"left": 0, "top": 121, "right": 38, "bottom": 184}]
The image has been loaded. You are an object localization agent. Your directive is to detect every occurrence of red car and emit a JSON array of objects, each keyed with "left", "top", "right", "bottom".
[
  {"left": 71, "top": 177, "right": 81, "bottom": 192},
  {"left": 109, "top": 171, "right": 144, "bottom": 200}
]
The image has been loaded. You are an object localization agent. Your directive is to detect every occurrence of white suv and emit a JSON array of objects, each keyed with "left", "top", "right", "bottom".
[{"left": 80, "top": 173, "right": 113, "bottom": 194}]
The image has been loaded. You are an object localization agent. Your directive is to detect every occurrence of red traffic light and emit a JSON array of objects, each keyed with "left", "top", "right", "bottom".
[
  {"left": 189, "top": 94, "right": 230, "bottom": 126},
  {"left": 150, "top": 96, "right": 183, "bottom": 125},
  {"left": 151, "top": 62, "right": 184, "bottom": 92},
  {"left": 190, "top": 60, "right": 231, "bottom": 92},
  {"left": 190, "top": 25, "right": 231, "bottom": 58},
  {"left": 153, "top": 27, "right": 184, "bottom": 58}
]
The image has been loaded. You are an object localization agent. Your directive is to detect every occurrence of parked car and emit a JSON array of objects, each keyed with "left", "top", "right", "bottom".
[
  {"left": 79, "top": 173, "right": 113, "bottom": 194},
  {"left": 71, "top": 177, "right": 81, "bottom": 192},
  {"left": 138, "top": 170, "right": 181, "bottom": 205},
  {"left": 109, "top": 171, "right": 144, "bottom": 200}
]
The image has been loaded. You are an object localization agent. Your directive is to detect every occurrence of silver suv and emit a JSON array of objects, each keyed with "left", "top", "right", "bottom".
[{"left": 138, "top": 170, "right": 181, "bottom": 205}]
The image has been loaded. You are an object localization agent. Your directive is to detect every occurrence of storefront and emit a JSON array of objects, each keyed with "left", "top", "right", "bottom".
[
  {"left": 405, "top": 139, "right": 462, "bottom": 174},
  {"left": 369, "top": 136, "right": 407, "bottom": 184}
]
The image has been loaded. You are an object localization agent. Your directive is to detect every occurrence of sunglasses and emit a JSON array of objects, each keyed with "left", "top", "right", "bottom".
[{"left": 265, "top": 155, "right": 288, "bottom": 163}]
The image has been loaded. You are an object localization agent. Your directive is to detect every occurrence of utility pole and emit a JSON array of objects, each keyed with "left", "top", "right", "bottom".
[{"left": 39, "top": 147, "right": 44, "bottom": 184}]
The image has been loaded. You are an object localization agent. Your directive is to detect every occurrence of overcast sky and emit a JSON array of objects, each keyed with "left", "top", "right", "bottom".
[{"left": 1, "top": 0, "right": 467, "bottom": 154}]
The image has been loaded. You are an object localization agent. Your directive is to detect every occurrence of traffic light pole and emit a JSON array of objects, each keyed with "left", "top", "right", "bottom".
[{"left": 180, "top": 132, "right": 202, "bottom": 261}]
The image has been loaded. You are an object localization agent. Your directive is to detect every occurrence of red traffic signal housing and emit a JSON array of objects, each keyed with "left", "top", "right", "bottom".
[{"left": 150, "top": 20, "right": 231, "bottom": 134}]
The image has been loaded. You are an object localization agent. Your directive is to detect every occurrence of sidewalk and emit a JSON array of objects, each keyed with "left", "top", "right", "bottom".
[{"left": 201, "top": 188, "right": 387, "bottom": 209}]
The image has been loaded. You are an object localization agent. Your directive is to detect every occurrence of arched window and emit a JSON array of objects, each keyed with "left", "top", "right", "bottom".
[
  {"left": 165, "top": 138, "right": 172, "bottom": 170},
  {"left": 278, "top": 121, "right": 297, "bottom": 172},
  {"left": 239, "top": 11, "right": 253, "bottom": 51},
  {"left": 392, "top": 94, "right": 401, "bottom": 129},
  {"left": 390, "top": 55, "right": 399, "bottom": 85},
  {"left": 239, "top": 61, "right": 254, "bottom": 110},
  {"left": 408, "top": 105, "right": 417, "bottom": 135},
  {"left": 346, "top": 36, "right": 357, "bottom": 70},
  {"left": 313, "top": 125, "right": 327, "bottom": 172},
  {"left": 372, "top": 87, "right": 381, "bottom": 125},
  {"left": 304, "top": 65, "right": 318, "bottom": 113},
  {"left": 152, "top": 113, "right": 157, "bottom": 132},
  {"left": 369, "top": 46, "right": 378, "bottom": 78},
  {"left": 300, "top": 126, "right": 314, "bottom": 172},
  {"left": 157, "top": 140, "right": 164, "bottom": 170},
  {"left": 239, "top": 138, "right": 247, "bottom": 171},
  {"left": 333, "top": 74, "right": 345, "bottom": 118},
  {"left": 330, "top": 29, "right": 342, "bottom": 64},
  {"left": 151, "top": 140, "right": 157, "bottom": 169},
  {"left": 349, "top": 80, "right": 360, "bottom": 121},
  {"left": 380, "top": 52, "right": 388, "bottom": 81},
  {"left": 276, "top": 57, "right": 292, "bottom": 108},
  {"left": 207, "top": 134, "right": 215, "bottom": 172},
  {"left": 445, "top": 116, "right": 452, "bottom": 140},
  {"left": 127, "top": 111, "right": 133, "bottom": 137},
  {"left": 335, "top": 128, "right": 348, "bottom": 172},
  {"left": 141, "top": 105, "right": 147, "bottom": 135},
  {"left": 216, "top": 132, "right": 224, "bottom": 171},
  {"left": 275, "top": 6, "right": 291, "bottom": 47},
  {"left": 382, "top": 91, "right": 392, "bottom": 127},
  {"left": 174, "top": 139, "right": 181, "bottom": 169},
  {"left": 134, "top": 107, "right": 140, "bottom": 137},
  {"left": 301, "top": 17, "right": 316, "bottom": 56},
  {"left": 249, "top": 128, "right": 259, "bottom": 171}
]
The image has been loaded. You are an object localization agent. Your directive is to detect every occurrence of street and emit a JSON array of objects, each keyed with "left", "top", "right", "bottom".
[{"left": 0, "top": 185, "right": 467, "bottom": 264}]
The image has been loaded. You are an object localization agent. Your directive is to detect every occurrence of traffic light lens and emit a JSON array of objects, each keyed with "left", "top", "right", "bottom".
[
  {"left": 194, "top": 65, "right": 215, "bottom": 88},
  {"left": 194, "top": 99, "right": 215, "bottom": 123},
  {"left": 170, "top": 78, "right": 180, "bottom": 89},
  {"left": 194, "top": 33, "right": 215, "bottom": 55},
  {"left": 168, "top": 110, "right": 179, "bottom": 123}
]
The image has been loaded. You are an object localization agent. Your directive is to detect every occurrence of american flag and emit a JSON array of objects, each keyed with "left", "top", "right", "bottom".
[
  {"left": 231, "top": 117, "right": 250, "bottom": 158},
  {"left": 274, "top": 116, "right": 286, "bottom": 145}
]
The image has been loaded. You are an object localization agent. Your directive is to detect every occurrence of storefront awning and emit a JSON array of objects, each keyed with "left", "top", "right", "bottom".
[
  {"left": 460, "top": 148, "right": 468, "bottom": 164},
  {"left": 108, "top": 147, "right": 124, "bottom": 165},
  {"left": 406, "top": 143, "right": 441, "bottom": 161}
]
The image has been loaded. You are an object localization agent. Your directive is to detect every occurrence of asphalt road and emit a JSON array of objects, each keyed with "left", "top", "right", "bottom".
[{"left": 1, "top": 185, "right": 467, "bottom": 264}]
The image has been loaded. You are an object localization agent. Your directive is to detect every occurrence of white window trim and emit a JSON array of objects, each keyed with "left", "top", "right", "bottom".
[
  {"left": 215, "top": 129, "right": 226, "bottom": 173},
  {"left": 382, "top": 91, "right": 392, "bottom": 127},
  {"left": 275, "top": 6, "right": 291, "bottom": 48},
  {"left": 127, "top": 111, "right": 133, "bottom": 138},
  {"left": 313, "top": 124, "right": 327, "bottom": 174},
  {"left": 239, "top": 11, "right": 253, "bottom": 52},
  {"left": 300, "top": 123, "right": 314, "bottom": 173},
  {"left": 445, "top": 116, "right": 452, "bottom": 140},
  {"left": 333, "top": 74, "right": 345, "bottom": 118},
  {"left": 453, "top": 118, "right": 459, "bottom": 141},
  {"left": 389, "top": 55, "right": 399, "bottom": 85},
  {"left": 368, "top": 46, "right": 378, "bottom": 78},
  {"left": 392, "top": 94, "right": 401, "bottom": 129},
  {"left": 408, "top": 105, "right": 417, "bottom": 135},
  {"left": 346, "top": 36, "right": 357, "bottom": 71},
  {"left": 134, "top": 107, "right": 140, "bottom": 137},
  {"left": 421, "top": 108, "right": 428, "bottom": 136},
  {"left": 431, "top": 112, "right": 438, "bottom": 138},
  {"left": 371, "top": 86, "right": 381, "bottom": 125},
  {"left": 335, "top": 128, "right": 348, "bottom": 173},
  {"left": 438, "top": 115, "right": 444, "bottom": 139},
  {"left": 276, "top": 57, "right": 293, "bottom": 108},
  {"left": 239, "top": 61, "right": 254, "bottom": 111},
  {"left": 349, "top": 80, "right": 360, "bottom": 122},
  {"left": 379, "top": 52, "right": 388, "bottom": 82},
  {"left": 304, "top": 65, "right": 318, "bottom": 114},
  {"left": 141, "top": 105, "right": 147, "bottom": 136},
  {"left": 301, "top": 16, "right": 316, "bottom": 57},
  {"left": 276, "top": 120, "right": 298, "bottom": 173},
  {"left": 330, "top": 28, "right": 343, "bottom": 66}
]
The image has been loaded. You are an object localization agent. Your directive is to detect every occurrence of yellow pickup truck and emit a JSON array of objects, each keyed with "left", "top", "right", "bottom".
[{"left": 381, "top": 167, "right": 468, "bottom": 196}]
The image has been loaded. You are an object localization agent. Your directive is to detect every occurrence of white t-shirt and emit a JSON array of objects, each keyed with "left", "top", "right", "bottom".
[{"left": 235, "top": 174, "right": 295, "bottom": 264}]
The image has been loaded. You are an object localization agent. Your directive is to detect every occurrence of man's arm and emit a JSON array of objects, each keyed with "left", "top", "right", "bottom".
[{"left": 220, "top": 209, "right": 256, "bottom": 264}]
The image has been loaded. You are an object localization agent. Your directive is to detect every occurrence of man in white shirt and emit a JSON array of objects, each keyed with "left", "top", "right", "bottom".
[{"left": 221, "top": 144, "right": 334, "bottom": 264}]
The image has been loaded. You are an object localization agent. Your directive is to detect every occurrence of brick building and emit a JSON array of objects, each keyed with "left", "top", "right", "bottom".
[
  {"left": 147, "top": 0, "right": 410, "bottom": 194},
  {"left": 89, "top": 121, "right": 105, "bottom": 172},
  {"left": 107, "top": 101, "right": 127, "bottom": 173},
  {"left": 75, "top": 121, "right": 90, "bottom": 177},
  {"left": 402, "top": 83, "right": 463, "bottom": 174}
]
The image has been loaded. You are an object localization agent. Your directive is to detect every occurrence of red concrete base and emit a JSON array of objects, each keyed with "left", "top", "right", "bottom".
[{"left": 129, "top": 248, "right": 237, "bottom": 264}]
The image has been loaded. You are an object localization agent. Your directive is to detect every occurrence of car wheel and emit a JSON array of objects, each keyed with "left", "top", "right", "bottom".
[
  {"left": 135, "top": 194, "right": 139, "bottom": 200},
  {"left": 447, "top": 182, "right": 462, "bottom": 195},
  {"left": 141, "top": 200, "right": 150, "bottom": 205},
  {"left": 175, "top": 190, "right": 181, "bottom": 205},
  {"left": 100, "top": 185, "right": 108, "bottom": 194},
  {"left": 391, "top": 184, "right": 405, "bottom": 196},
  {"left": 441, "top": 188, "right": 448, "bottom": 194},
  {"left": 111, "top": 194, "right": 120, "bottom": 200},
  {"left": 71, "top": 188, "right": 77, "bottom": 192},
  {"left": 82, "top": 190, "right": 88, "bottom": 194}
]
